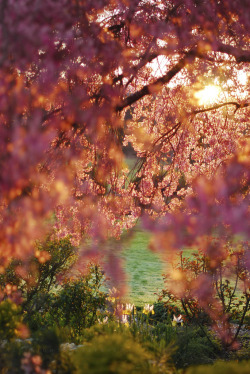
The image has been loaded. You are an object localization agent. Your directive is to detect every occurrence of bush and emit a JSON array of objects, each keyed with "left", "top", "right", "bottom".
[
  {"left": 50, "top": 349, "right": 77, "bottom": 374},
  {"left": 185, "top": 360, "right": 250, "bottom": 374},
  {"left": 73, "top": 333, "right": 157, "bottom": 374},
  {"left": 172, "top": 326, "right": 218, "bottom": 368},
  {"left": 23, "top": 263, "right": 106, "bottom": 340},
  {"left": 0, "top": 339, "right": 33, "bottom": 374},
  {"left": 32, "top": 327, "right": 62, "bottom": 369},
  {"left": 23, "top": 236, "right": 77, "bottom": 314},
  {"left": 50, "top": 263, "right": 106, "bottom": 340},
  {"left": 159, "top": 247, "right": 250, "bottom": 348},
  {"left": 149, "top": 302, "right": 172, "bottom": 324},
  {"left": 0, "top": 236, "right": 77, "bottom": 317},
  {"left": 131, "top": 320, "right": 219, "bottom": 369},
  {"left": 0, "top": 300, "right": 21, "bottom": 340}
]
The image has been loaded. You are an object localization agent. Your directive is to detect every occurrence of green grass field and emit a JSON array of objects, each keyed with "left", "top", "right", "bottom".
[
  {"left": 120, "top": 228, "right": 167, "bottom": 306},
  {"left": 118, "top": 228, "right": 244, "bottom": 309},
  {"left": 103, "top": 210, "right": 244, "bottom": 309}
]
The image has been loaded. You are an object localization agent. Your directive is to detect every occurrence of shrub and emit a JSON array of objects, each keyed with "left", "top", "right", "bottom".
[
  {"left": 149, "top": 302, "right": 172, "bottom": 324},
  {"left": 51, "top": 263, "right": 106, "bottom": 340},
  {"left": 171, "top": 326, "right": 219, "bottom": 368},
  {"left": 185, "top": 360, "right": 250, "bottom": 374},
  {"left": 23, "top": 263, "right": 106, "bottom": 339},
  {"left": 159, "top": 246, "right": 250, "bottom": 347},
  {"left": 130, "top": 319, "right": 219, "bottom": 369},
  {"left": 50, "top": 349, "right": 77, "bottom": 374},
  {"left": 0, "top": 236, "right": 77, "bottom": 318},
  {"left": 32, "top": 327, "right": 61, "bottom": 369},
  {"left": 0, "top": 237, "right": 106, "bottom": 340},
  {"left": 23, "top": 236, "right": 77, "bottom": 314},
  {"left": 73, "top": 333, "right": 157, "bottom": 374},
  {"left": 0, "top": 340, "right": 33, "bottom": 374},
  {"left": 0, "top": 300, "right": 22, "bottom": 340}
]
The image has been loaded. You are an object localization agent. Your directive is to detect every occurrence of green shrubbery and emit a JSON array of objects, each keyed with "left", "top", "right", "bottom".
[
  {"left": 0, "top": 300, "right": 21, "bottom": 340},
  {"left": 74, "top": 333, "right": 157, "bottom": 374},
  {"left": 24, "top": 263, "right": 106, "bottom": 339},
  {"left": 0, "top": 237, "right": 106, "bottom": 337},
  {"left": 185, "top": 360, "right": 250, "bottom": 374},
  {"left": 0, "top": 237, "right": 249, "bottom": 373},
  {"left": 159, "top": 248, "right": 250, "bottom": 348},
  {"left": 0, "top": 300, "right": 24, "bottom": 372},
  {"left": 50, "top": 265, "right": 106, "bottom": 340},
  {"left": 0, "top": 237, "right": 108, "bottom": 372}
]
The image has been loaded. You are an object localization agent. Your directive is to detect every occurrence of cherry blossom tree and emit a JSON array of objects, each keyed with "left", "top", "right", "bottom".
[{"left": 0, "top": 0, "right": 249, "bottom": 307}]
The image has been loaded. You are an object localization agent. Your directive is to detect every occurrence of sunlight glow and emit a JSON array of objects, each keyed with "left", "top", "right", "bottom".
[{"left": 194, "top": 85, "right": 221, "bottom": 106}]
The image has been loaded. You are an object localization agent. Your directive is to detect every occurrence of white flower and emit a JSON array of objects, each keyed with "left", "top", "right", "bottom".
[
  {"left": 172, "top": 314, "right": 184, "bottom": 326},
  {"left": 121, "top": 314, "right": 129, "bottom": 326},
  {"left": 173, "top": 314, "right": 183, "bottom": 323},
  {"left": 125, "top": 303, "right": 134, "bottom": 314},
  {"left": 143, "top": 304, "right": 154, "bottom": 315}
]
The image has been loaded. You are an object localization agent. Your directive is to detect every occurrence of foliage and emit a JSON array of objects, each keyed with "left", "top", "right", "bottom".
[
  {"left": 0, "top": 263, "right": 106, "bottom": 372},
  {"left": 0, "top": 0, "right": 248, "bottom": 283},
  {"left": 0, "top": 296, "right": 248, "bottom": 373},
  {"left": 0, "top": 300, "right": 22, "bottom": 341},
  {"left": 73, "top": 332, "right": 159, "bottom": 374},
  {"left": 22, "top": 262, "right": 106, "bottom": 341},
  {"left": 81, "top": 309, "right": 219, "bottom": 370},
  {"left": 127, "top": 312, "right": 219, "bottom": 369},
  {"left": 149, "top": 302, "right": 169, "bottom": 324},
  {"left": 140, "top": 322, "right": 219, "bottom": 369},
  {"left": 33, "top": 236, "right": 77, "bottom": 290},
  {"left": 0, "top": 300, "right": 32, "bottom": 373},
  {"left": 0, "top": 330, "right": 75, "bottom": 374},
  {"left": 0, "top": 0, "right": 249, "bottom": 355},
  {"left": 185, "top": 360, "right": 250, "bottom": 374},
  {"left": 84, "top": 296, "right": 219, "bottom": 370},
  {"left": 50, "top": 348, "right": 77, "bottom": 374},
  {"left": 25, "top": 237, "right": 77, "bottom": 314},
  {"left": 51, "top": 263, "right": 106, "bottom": 340},
  {"left": 159, "top": 245, "right": 250, "bottom": 347},
  {"left": 32, "top": 327, "right": 61, "bottom": 369},
  {"left": 0, "top": 339, "right": 33, "bottom": 374},
  {"left": 171, "top": 326, "right": 218, "bottom": 368},
  {"left": 0, "top": 237, "right": 77, "bottom": 314}
]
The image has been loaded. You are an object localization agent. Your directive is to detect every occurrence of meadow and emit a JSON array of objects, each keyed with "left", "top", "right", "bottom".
[
  {"left": 122, "top": 228, "right": 164, "bottom": 305},
  {"left": 120, "top": 226, "right": 245, "bottom": 310},
  {"left": 120, "top": 157, "right": 170, "bottom": 305},
  {"left": 120, "top": 226, "right": 192, "bottom": 306}
]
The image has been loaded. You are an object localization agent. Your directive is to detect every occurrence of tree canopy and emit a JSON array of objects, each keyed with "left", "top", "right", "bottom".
[{"left": 0, "top": 0, "right": 249, "bottom": 321}]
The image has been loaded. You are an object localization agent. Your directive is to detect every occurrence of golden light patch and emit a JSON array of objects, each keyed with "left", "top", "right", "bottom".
[
  {"left": 194, "top": 85, "right": 221, "bottom": 106},
  {"left": 170, "top": 269, "right": 184, "bottom": 281}
]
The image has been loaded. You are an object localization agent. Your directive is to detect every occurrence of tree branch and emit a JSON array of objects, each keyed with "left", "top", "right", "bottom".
[
  {"left": 217, "top": 43, "right": 250, "bottom": 63},
  {"left": 191, "top": 101, "right": 249, "bottom": 115},
  {"left": 42, "top": 107, "right": 62, "bottom": 122},
  {"left": 116, "top": 51, "right": 196, "bottom": 111}
]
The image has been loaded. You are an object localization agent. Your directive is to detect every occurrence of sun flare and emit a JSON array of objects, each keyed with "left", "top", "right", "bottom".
[{"left": 194, "top": 85, "right": 221, "bottom": 106}]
